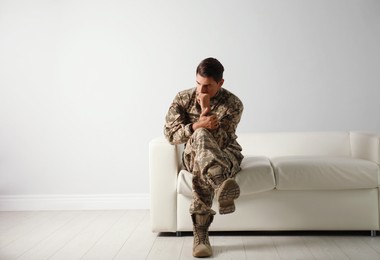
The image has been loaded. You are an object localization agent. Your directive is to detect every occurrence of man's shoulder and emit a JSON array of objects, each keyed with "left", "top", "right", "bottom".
[
  {"left": 220, "top": 88, "right": 243, "bottom": 106},
  {"left": 174, "top": 87, "right": 196, "bottom": 104},
  {"left": 177, "top": 87, "right": 196, "bottom": 97}
]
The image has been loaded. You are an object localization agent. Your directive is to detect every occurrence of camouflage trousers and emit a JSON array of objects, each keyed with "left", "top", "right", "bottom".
[{"left": 183, "top": 128, "right": 241, "bottom": 215}]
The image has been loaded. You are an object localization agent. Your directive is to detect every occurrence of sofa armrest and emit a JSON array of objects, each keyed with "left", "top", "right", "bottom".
[
  {"left": 149, "top": 137, "right": 181, "bottom": 232},
  {"left": 350, "top": 132, "right": 380, "bottom": 164}
]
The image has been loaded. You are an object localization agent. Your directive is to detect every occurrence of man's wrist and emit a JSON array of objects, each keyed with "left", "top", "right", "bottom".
[
  {"left": 191, "top": 122, "right": 196, "bottom": 131},
  {"left": 192, "top": 121, "right": 200, "bottom": 131}
]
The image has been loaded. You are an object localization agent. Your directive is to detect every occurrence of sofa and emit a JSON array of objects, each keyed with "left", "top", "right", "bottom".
[{"left": 149, "top": 132, "right": 380, "bottom": 235}]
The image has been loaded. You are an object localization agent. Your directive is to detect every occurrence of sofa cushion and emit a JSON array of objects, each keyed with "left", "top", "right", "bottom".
[
  {"left": 271, "top": 156, "right": 379, "bottom": 190},
  {"left": 177, "top": 156, "right": 276, "bottom": 197}
]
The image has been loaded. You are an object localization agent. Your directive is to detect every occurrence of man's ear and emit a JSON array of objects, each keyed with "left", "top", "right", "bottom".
[{"left": 218, "top": 79, "right": 224, "bottom": 88}]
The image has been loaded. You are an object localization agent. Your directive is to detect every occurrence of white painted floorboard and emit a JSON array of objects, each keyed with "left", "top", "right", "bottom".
[{"left": 1, "top": 210, "right": 380, "bottom": 259}]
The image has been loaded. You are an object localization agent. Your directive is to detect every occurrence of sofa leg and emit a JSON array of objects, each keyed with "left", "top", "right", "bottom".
[
  {"left": 371, "top": 230, "right": 377, "bottom": 237},
  {"left": 176, "top": 231, "right": 182, "bottom": 237}
]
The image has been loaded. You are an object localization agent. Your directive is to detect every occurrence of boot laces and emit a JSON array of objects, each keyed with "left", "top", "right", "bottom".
[{"left": 194, "top": 225, "right": 210, "bottom": 246}]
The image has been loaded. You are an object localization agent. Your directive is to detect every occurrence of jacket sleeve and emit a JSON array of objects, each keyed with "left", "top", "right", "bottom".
[
  {"left": 214, "top": 98, "right": 244, "bottom": 150},
  {"left": 164, "top": 93, "right": 193, "bottom": 145}
]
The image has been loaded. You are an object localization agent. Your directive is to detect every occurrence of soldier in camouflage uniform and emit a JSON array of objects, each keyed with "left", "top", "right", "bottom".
[{"left": 164, "top": 58, "right": 244, "bottom": 258}]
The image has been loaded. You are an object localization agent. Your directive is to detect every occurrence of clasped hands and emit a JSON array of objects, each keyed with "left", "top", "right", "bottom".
[{"left": 192, "top": 93, "right": 219, "bottom": 131}]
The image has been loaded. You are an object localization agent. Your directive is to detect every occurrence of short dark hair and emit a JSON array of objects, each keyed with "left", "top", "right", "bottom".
[{"left": 196, "top": 57, "right": 224, "bottom": 83}]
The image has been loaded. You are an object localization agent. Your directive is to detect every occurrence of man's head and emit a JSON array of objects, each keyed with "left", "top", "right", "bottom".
[{"left": 195, "top": 57, "right": 224, "bottom": 98}]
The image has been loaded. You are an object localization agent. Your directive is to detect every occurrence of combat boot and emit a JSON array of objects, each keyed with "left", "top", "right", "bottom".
[
  {"left": 192, "top": 214, "right": 214, "bottom": 258},
  {"left": 216, "top": 178, "right": 240, "bottom": 214}
]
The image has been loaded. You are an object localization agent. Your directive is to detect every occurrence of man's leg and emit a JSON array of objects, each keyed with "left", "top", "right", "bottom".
[
  {"left": 184, "top": 128, "right": 240, "bottom": 215},
  {"left": 189, "top": 174, "right": 216, "bottom": 216},
  {"left": 183, "top": 128, "right": 241, "bottom": 257},
  {"left": 189, "top": 174, "right": 214, "bottom": 257}
]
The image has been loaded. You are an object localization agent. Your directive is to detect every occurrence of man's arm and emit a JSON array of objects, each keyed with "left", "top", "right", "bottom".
[
  {"left": 164, "top": 93, "right": 193, "bottom": 145},
  {"left": 214, "top": 98, "right": 244, "bottom": 149},
  {"left": 164, "top": 91, "right": 229, "bottom": 144}
]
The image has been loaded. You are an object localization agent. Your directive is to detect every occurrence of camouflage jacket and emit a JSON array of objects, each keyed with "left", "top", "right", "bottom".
[{"left": 164, "top": 87, "right": 244, "bottom": 158}]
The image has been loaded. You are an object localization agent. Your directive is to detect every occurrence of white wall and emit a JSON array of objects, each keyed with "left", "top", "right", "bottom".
[{"left": 1, "top": 0, "right": 379, "bottom": 208}]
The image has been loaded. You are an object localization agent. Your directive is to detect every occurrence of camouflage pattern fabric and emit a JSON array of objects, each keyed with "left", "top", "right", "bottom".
[{"left": 164, "top": 87, "right": 244, "bottom": 215}]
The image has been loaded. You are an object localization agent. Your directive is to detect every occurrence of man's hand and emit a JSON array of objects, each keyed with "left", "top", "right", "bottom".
[
  {"left": 196, "top": 114, "right": 219, "bottom": 130},
  {"left": 193, "top": 92, "right": 219, "bottom": 131},
  {"left": 197, "top": 93, "right": 211, "bottom": 116}
]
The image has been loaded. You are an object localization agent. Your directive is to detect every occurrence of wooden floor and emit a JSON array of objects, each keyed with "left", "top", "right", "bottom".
[{"left": 1, "top": 210, "right": 380, "bottom": 259}]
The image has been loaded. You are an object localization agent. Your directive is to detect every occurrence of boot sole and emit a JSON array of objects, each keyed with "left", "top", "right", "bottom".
[
  {"left": 218, "top": 179, "right": 240, "bottom": 215},
  {"left": 193, "top": 247, "right": 212, "bottom": 258}
]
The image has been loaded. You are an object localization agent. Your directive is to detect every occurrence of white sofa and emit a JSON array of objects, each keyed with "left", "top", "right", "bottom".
[{"left": 149, "top": 132, "right": 380, "bottom": 235}]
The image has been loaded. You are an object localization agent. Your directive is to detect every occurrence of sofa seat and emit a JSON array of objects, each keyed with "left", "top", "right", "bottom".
[
  {"left": 272, "top": 156, "right": 379, "bottom": 190},
  {"left": 177, "top": 156, "right": 275, "bottom": 197}
]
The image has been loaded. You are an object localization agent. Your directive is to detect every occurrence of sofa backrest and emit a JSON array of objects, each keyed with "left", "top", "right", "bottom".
[{"left": 237, "top": 132, "right": 351, "bottom": 158}]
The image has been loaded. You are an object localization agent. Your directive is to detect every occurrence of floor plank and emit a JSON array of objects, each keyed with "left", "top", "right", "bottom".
[
  {"left": 302, "top": 236, "right": 349, "bottom": 260},
  {"left": 362, "top": 236, "right": 380, "bottom": 254},
  {"left": 48, "top": 211, "right": 125, "bottom": 260},
  {"left": 212, "top": 235, "right": 246, "bottom": 259},
  {"left": 17, "top": 211, "right": 101, "bottom": 260},
  {"left": 243, "top": 236, "right": 280, "bottom": 260},
  {"left": 0, "top": 212, "right": 37, "bottom": 234},
  {"left": 80, "top": 210, "right": 146, "bottom": 260},
  {"left": 331, "top": 236, "right": 380, "bottom": 259},
  {"left": 0, "top": 210, "right": 379, "bottom": 260},
  {"left": 271, "top": 236, "right": 315, "bottom": 260},
  {"left": 0, "top": 211, "right": 78, "bottom": 259},
  {"left": 0, "top": 211, "right": 58, "bottom": 249},
  {"left": 147, "top": 236, "right": 184, "bottom": 260},
  {"left": 179, "top": 236, "right": 197, "bottom": 260},
  {"left": 113, "top": 211, "right": 157, "bottom": 260}
]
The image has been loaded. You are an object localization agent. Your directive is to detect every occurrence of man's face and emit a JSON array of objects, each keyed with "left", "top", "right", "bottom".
[{"left": 196, "top": 74, "right": 224, "bottom": 98}]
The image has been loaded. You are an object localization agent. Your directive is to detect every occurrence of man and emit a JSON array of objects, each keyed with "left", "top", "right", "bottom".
[{"left": 164, "top": 57, "right": 244, "bottom": 258}]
